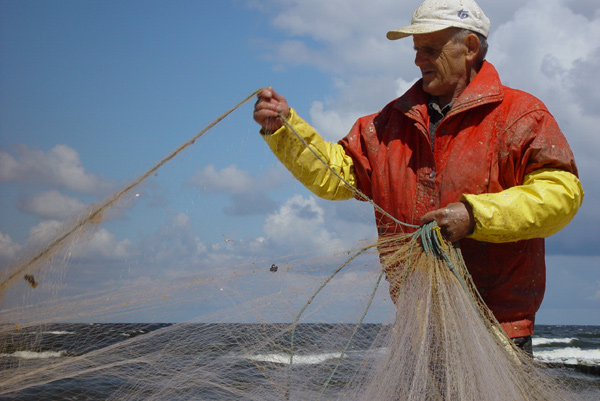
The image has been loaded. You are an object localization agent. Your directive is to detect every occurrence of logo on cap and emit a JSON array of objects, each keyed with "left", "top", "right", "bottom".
[{"left": 457, "top": 9, "right": 469, "bottom": 19}]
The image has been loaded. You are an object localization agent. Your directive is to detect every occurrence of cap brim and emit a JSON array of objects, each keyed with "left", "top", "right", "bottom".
[{"left": 386, "top": 23, "right": 452, "bottom": 40}]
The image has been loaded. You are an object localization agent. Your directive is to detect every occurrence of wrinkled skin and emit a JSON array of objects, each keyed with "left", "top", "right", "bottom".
[
  {"left": 253, "top": 87, "right": 290, "bottom": 132},
  {"left": 254, "top": 29, "right": 481, "bottom": 241},
  {"left": 413, "top": 28, "right": 479, "bottom": 107},
  {"left": 412, "top": 29, "right": 479, "bottom": 239},
  {"left": 420, "top": 202, "right": 475, "bottom": 243}
]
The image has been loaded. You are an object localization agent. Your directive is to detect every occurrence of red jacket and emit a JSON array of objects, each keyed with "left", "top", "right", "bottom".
[{"left": 338, "top": 61, "right": 578, "bottom": 338}]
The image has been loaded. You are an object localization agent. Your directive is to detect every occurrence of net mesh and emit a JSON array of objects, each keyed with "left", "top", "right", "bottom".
[{"left": 0, "top": 91, "right": 591, "bottom": 400}]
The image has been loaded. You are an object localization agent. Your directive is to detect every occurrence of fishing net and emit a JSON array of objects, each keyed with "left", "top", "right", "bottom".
[{"left": 0, "top": 90, "right": 590, "bottom": 400}]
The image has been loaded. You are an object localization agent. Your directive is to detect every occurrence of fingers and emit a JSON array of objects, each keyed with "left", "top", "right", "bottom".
[
  {"left": 419, "top": 202, "right": 475, "bottom": 243},
  {"left": 253, "top": 87, "right": 289, "bottom": 132},
  {"left": 419, "top": 209, "right": 440, "bottom": 225},
  {"left": 257, "top": 87, "right": 285, "bottom": 103},
  {"left": 270, "top": 88, "right": 287, "bottom": 103}
]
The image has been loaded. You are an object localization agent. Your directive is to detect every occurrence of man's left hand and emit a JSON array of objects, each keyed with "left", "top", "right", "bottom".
[{"left": 420, "top": 202, "right": 475, "bottom": 242}]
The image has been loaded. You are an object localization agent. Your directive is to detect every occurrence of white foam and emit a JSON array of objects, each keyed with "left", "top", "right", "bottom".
[
  {"left": 43, "top": 331, "right": 75, "bottom": 335},
  {"left": 246, "top": 352, "right": 342, "bottom": 365},
  {"left": 532, "top": 337, "right": 575, "bottom": 346},
  {"left": 534, "top": 347, "right": 600, "bottom": 366},
  {"left": 1, "top": 350, "right": 67, "bottom": 360}
]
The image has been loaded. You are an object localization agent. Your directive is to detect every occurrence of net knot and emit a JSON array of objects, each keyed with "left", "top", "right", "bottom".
[{"left": 414, "top": 221, "right": 447, "bottom": 258}]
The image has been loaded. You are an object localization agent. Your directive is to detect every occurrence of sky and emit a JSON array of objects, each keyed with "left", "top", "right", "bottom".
[{"left": 1, "top": 0, "right": 599, "bottom": 325}]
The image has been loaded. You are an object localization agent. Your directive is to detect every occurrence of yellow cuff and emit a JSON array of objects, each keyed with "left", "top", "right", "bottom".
[
  {"left": 462, "top": 169, "right": 583, "bottom": 243},
  {"left": 262, "top": 109, "right": 356, "bottom": 201}
]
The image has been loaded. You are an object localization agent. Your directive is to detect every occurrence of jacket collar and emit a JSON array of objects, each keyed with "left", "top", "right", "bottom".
[{"left": 394, "top": 61, "right": 504, "bottom": 124}]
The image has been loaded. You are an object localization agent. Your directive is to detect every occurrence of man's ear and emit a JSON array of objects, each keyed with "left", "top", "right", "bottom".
[{"left": 464, "top": 33, "right": 480, "bottom": 62}]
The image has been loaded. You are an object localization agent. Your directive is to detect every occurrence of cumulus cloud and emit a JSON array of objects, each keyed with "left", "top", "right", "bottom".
[
  {"left": 2, "top": 213, "right": 132, "bottom": 280},
  {"left": 490, "top": 0, "right": 600, "bottom": 107},
  {"left": 316, "top": 197, "right": 377, "bottom": 242},
  {"left": 258, "top": 0, "right": 600, "bottom": 156},
  {"left": 71, "top": 228, "right": 132, "bottom": 262},
  {"left": 4, "top": 0, "right": 598, "bottom": 324},
  {"left": 17, "top": 218, "right": 129, "bottom": 263},
  {"left": 0, "top": 231, "right": 21, "bottom": 265},
  {"left": 257, "top": 0, "right": 600, "bottom": 256},
  {"left": 263, "top": 195, "right": 345, "bottom": 253},
  {"left": 309, "top": 101, "right": 353, "bottom": 142},
  {"left": 18, "top": 189, "right": 87, "bottom": 220},
  {"left": 249, "top": 0, "right": 600, "bottom": 323},
  {"left": 488, "top": 0, "right": 600, "bottom": 255},
  {"left": 258, "top": 0, "right": 559, "bottom": 140},
  {"left": 123, "top": 195, "right": 375, "bottom": 281},
  {"left": 135, "top": 212, "right": 209, "bottom": 273},
  {"left": 0, "top": 144, "right": 114, "bottom": 195},
  {"left": 188, "top": 164, "right": 288, "bottom": 216},
  {"left": 190, "top": 164, "right": 288, "bottom": 193},
  {"left": 256, "top": 0, "right": 419, "bottom": 139},
  {"left": 189, "top": 164, "right": 257, "bottom": 194},
  {"left": 25, "top": 219, "right": 65, "bottom": 250}
]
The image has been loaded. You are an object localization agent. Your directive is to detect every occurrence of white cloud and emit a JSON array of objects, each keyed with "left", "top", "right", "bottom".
[
  {"left": 271, "top": 0, "right": 403, "bottom": 44},
  {"left": 490, "top": 0, "right": 600, "bottom": 104},
  {"left": 4, "top": 0, "right": 598, "bottom": 324},
  {"left": 4, "top": 216, "right": 132, "bottom": 271},
  {"left": 18, "top": 189, "right": 87, "bottom": 220},
  {"left": 0, "top": 144, "right": 114, "bottom": 195},
  {"left": 136, "top": 212, "right": 210, "bottom": 273},
  {"left": 72, "top": 228, "right": 132, "bottom": 262},
  {"left": 188, "top": 164, "right": 288, "bottom": 216},
  {"left": 25, "top": 219, "right": 64, "bottom": 250},
  {"left": 258, "top": 0, "right": 600, "bottom": 256},
  {"left": 309, "top": 75, "right": 420, "bottom": 141},
  {"left": 0, "top": 231, "right": 21, "bottom": 264},
  {"left": 488, "top": 0, "right": 600, "bottom": 253},
  {"left": 172, "top": 212, "right": 191, "bottom": 228},
  {"left": 259, "top": 0, "right": 419, "bottom": 139},
  {"left": 263, "top": 195, "right": 345, "bottom": 253},
  {"left": 189, "top": 164, "right": 288, "bottom": 194},
  {"left": 189, "top": 164, "right": 256, "bottom": 194},
  {"left": 309, "top": 101, "right": 354, "bottom": 142}
]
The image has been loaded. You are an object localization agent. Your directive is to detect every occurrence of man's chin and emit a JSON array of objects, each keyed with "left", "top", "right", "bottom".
[{"left": 422, "top": 83, "right": 436, "bottom": 96}]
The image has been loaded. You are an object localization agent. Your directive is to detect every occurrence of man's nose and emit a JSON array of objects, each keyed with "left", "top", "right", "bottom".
[{"left": 414, "top": 50, "right": 427, "bottom": 67}]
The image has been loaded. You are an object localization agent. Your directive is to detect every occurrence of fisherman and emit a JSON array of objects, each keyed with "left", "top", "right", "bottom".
[{"left": 253, "top": 0, "right": 583, "bottom": 354}]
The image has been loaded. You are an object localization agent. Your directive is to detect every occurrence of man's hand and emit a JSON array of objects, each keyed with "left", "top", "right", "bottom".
[
  {"left": 420, "top": 202, "right": 475, "bottom": 243},
  {"left": 253, "top": 87, "right": 290, "bottom": 132}
]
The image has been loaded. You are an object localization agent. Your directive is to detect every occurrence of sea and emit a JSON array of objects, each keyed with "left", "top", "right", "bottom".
[{"left": 1, "top": 323, "right": 599, "bottom": 400}]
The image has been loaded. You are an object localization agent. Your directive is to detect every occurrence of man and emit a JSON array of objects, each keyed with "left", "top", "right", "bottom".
[{"left": 253, "top": 0, "right": 583, "bottom": 353}]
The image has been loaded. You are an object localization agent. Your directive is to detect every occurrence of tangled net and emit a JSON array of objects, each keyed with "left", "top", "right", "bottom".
[{"left": 0, "top": 90, "right": 586, "bottom": 400}]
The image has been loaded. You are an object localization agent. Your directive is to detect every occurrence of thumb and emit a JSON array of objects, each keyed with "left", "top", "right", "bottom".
[
  {"left": 258, "top": 87, "right": 273, "bottom": 100},
  {"left": 269, "top": 87, "right": 285, "bottom": 102},
  {"left": 419, "top": 209, "right": 438, "bottom": 225}
]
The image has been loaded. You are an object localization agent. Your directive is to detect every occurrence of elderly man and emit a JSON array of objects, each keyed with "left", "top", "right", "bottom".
[{"left": 253, "top": 0, "right": 583, "bottom": 353}]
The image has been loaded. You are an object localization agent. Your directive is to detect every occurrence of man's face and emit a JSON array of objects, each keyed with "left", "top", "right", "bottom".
[{"left": 413, "top": 29, "right": 468, "bottom": 105}]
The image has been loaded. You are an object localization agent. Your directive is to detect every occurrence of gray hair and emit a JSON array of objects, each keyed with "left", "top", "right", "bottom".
[{"left": 452, "top": 28, "right": 488, "bottom": 70}]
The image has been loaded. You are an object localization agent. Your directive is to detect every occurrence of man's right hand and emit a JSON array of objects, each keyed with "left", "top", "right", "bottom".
[{"left": 253, "top": 87, "right": 290, "bottom": 132}]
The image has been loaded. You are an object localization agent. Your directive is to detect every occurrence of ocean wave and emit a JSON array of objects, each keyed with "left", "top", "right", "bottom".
[
  {"left": 246, "top": 352, "right": 342, "bottom": 365},
  {"left": 535, "top": 347, "right": 600, "bottom": 366},
  {"left": 1, "top": 350, "right": 67, "bottom": 360},
  {"left": 533, "top": 337, "right": 576, "bottom": 346},
  {"left": 42, "top": 331, "right": 76, "bottom": 335}
]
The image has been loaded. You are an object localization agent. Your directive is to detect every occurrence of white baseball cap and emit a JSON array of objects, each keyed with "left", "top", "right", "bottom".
[{"left": 387, "top": 0, "right": 490, "bottom": 40}]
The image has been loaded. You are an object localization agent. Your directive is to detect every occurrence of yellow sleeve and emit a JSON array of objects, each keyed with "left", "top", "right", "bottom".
[
  {"left": 261, "top": 108, "right": 357, "bottom": 201},
  {"left": 461, "top": 169, "right": 584, "bottom": 243}
]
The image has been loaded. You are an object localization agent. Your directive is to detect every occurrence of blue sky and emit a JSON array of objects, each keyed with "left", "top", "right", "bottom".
[{"left": 1, "top": 0, "right": 599, "bottom": 325}]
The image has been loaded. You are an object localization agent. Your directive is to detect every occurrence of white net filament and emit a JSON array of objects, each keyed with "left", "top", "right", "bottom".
[{"left": 0, "top": 90, "right": 588, "bottom": 400}]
